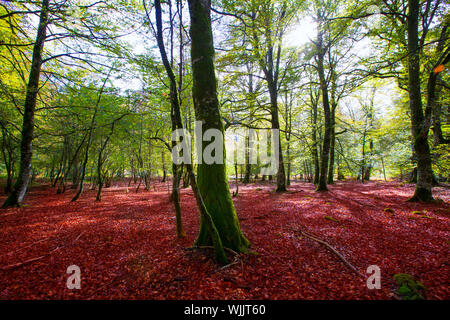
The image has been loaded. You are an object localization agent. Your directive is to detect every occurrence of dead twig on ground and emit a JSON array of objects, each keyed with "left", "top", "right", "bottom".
[
  {"left": 291, "top": 227, "right": 364, "bottom": 278},
  {"left": 0, "top": 231, "right": 86, "bottom": 271}
]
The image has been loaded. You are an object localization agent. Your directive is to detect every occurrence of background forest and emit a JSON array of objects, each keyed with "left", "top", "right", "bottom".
[
  {"left": 0, "top": 0, "right": 448, "bottom": 301},
  {"left": 1, "top": 0, "right": 448, "bottom": 201}
]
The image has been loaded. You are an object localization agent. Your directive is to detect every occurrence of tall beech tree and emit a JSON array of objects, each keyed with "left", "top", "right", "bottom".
[
  {"left": 2, "top": 0, "right": 50, "bottom": 208},
  {"left": 187, "top": 0, "right": 250, "bottom": 255},
  {"left": 313, "top": 20, "right": 332, "bottom": 191},
  {"left": 405, "top": 0, "right": 434, "bottom": 201}
]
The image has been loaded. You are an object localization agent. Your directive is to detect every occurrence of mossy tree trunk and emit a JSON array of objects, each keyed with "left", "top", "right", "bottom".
[
  {"left": 407, "top": 0, "right": 434, "bottom": 202},
  {"left": 188, "top": 0, "right": 250, "bottom": 254},
  {"left": 2, "top": 0, "right": 49, "bottom": 208}
]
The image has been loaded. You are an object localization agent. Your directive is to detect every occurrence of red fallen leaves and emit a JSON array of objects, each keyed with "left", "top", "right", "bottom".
[{"left": 0, "top": 180, "right": 448, "bottom": 300}]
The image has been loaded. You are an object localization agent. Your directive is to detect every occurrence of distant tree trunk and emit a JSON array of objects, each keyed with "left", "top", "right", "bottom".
[
  {"left": 71, "top": 157, "right": 81, "bottom": 189},
  {"left": 243, "top": 71, "right": 254, "bottom": 185},
  {"left": 251, "top": 11, "right": 286, "bottom": 192},
  {"left": 188, "top": 0, "right": 249, "bottom": 258},
  {"left": 360, "top": 127, "right": 367, "bottom": 184},
  {"left": 315, "top": 29, "right": 331, "bottom": 192},
  {"left": 72, "top": 70, "right": 111, "bottom": 202},
  {"left": 96, "top": 121, "right": 116, "bottom": 202},
  {"left": 431, "top": 25, "right": 448, "bottom": 146},
  {"left": 432, "top": 84, "right": 445, "bottom": 146},
  {"left": 182, "top": 167, "right": 190, "bottom": 188},
  {"left": 311, "top": 94, "right": 320, "bottom": 185},
  {"left": 2, "top": 0, "right": 50, "bottom": 208},
  {"left": 381, "top": 156, "right": 387, "bottom": 181},
  {"left": 243, "top": 133, "right": 251, "bottom": 184},
  {"left": 327, "top": 103, "right": 336, "bottom": 185},
  {"left": 1, "top": 125, "right": 15, "bottom": 194},
  {"left": 161, "top": 150, "right": 167, "bottom": 182},
  {"left": 270, "top": 87, "right": 287, "bottom": 192},
  {"left": 364, "top": 141, "right": 373, "bottom": 181},
  {"left": 284, "top": 91, "right": 292, "bottom": 186},
  {"left": 286, "top": 144, "right": 291, "bottom": 186},
  {"left": 232, "top": 163, "right": 239, "bottom": 197},
  {"left": 407, "top": 0, "right": 434, "bottom": 202}
]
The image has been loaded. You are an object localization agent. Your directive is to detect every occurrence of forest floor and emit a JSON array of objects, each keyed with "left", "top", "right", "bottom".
[{"left": 0, "top": 180, "right": 448, "bottom": 300}]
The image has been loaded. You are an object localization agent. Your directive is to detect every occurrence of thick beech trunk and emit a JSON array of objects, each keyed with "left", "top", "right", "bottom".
[
  {"left": 188, "top": 0, "right": 249, "bottom": 257},
  {"left": 407, "top": 0, "right": 434, "bottom": 202}
]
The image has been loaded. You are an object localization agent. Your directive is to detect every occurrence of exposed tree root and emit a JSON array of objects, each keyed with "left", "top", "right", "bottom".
[{"left": 185, "top": 245, "right": 242, "bottom": 273}]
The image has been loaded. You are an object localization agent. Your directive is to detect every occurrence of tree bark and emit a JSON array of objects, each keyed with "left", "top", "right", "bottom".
[
  {"left": 315, "top": 29, "right": 331, "bottom": 192},
  {"left": 311, "top": 92, "right": 320, "bottom": 185},
  {"left": 327, "top": 103, "right": 336, "bottom": 184},
  {"left": 407, "top": 0, "right": 434, "bottom": 202},
  {"left": 2, "top": 0, "right": 50, "bottom": 208},
  {"left": 154, "top": 0, "right": 185, "bottom": 238},
  {"left": 187, "top": 0, "right": 249, "bottom": 258}
]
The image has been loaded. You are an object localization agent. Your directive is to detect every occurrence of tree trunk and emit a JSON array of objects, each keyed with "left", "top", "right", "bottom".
[
  {"left": 312, "top": 101, "right": 320, "bottom": 185},
  {"left": 327, "top": 104, "right": 336, "bottom": 185},
  {"left": 286, "top": 142, "right": 291, "bottom": 186},
  {"left": 154, "top": 0, "right": 185, "bottom": 238},
  {"left": 2, "top": 0, "right": 49, "bottom": 208},
  {"left": 407, "top": 0, "right": 434, "bottom": 202},
  {"left": 268, "top": 84, "right": 286, "bottom": 192},
  {"left": 243, "top": 133, "right": 251, "bottom": 184},
  {"left": 431, "top": 25, "right": 448, "bottom": 146},
  {"left": 188, "top": 0, "right": 249, "bottom": 257},
  {"left": 161, "top": 150, "right": 167, "bottom": 182},
  {"left": 315, "top": 30, "right": 331, "bottom": 192}
]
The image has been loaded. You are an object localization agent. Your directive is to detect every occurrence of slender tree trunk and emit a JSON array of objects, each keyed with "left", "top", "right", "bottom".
[
  {"left": 361, "top": 127, "right": 367, "bottom": 184},
  {"left": 431, "top": 25, "right": 448, "bottom": 146},
  {"left": 286, "top": 142, "right": 291, "bottom": 186},
  {"left": 381, "top": 156, "right": 387, "bottom": 181},
  {"left": 71, "top": 70, "right": 111, "bottom": 202},
  {"left": 364, "top": 140, "right": 373, "bottom": 181},
  {"left": 1, "top": 126, "right": 14, "bottom": 194},
  {"left": 327, "top": 104, "right": 336, "bottom": 185},
  {"left": 315, "top": 31, "right": 331, "bottom": 192},
  {"left": 243, "top": 133, "right": 251, "bottom": 184},
  {"left": 311, "top": 100, "right": 320, "bottom": 185},
  {"left": 161, "top": 150, "right": 167, "bottom": 182},
  {"left": 2, "top": 0, "right": 49, "bottom": 208},
  {"left": 269, "top": 85, "right": 287, "bottom": 192},
  {"left": 154, "top": 0, "right": 185, "bottom": 238}
]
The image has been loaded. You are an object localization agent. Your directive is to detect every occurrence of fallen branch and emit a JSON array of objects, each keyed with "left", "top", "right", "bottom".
[
  {"left": 0, "top": 225, "right": 65, "bottom": 258},
  {"left": 0, "top": 237, "right": 50, "bottom": 258},
  {"left": 291, "top": 227, "right": 364, "bottom": 278},
  {"left": 0, "top": 231, "right": 85, "bottom": 271}
]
